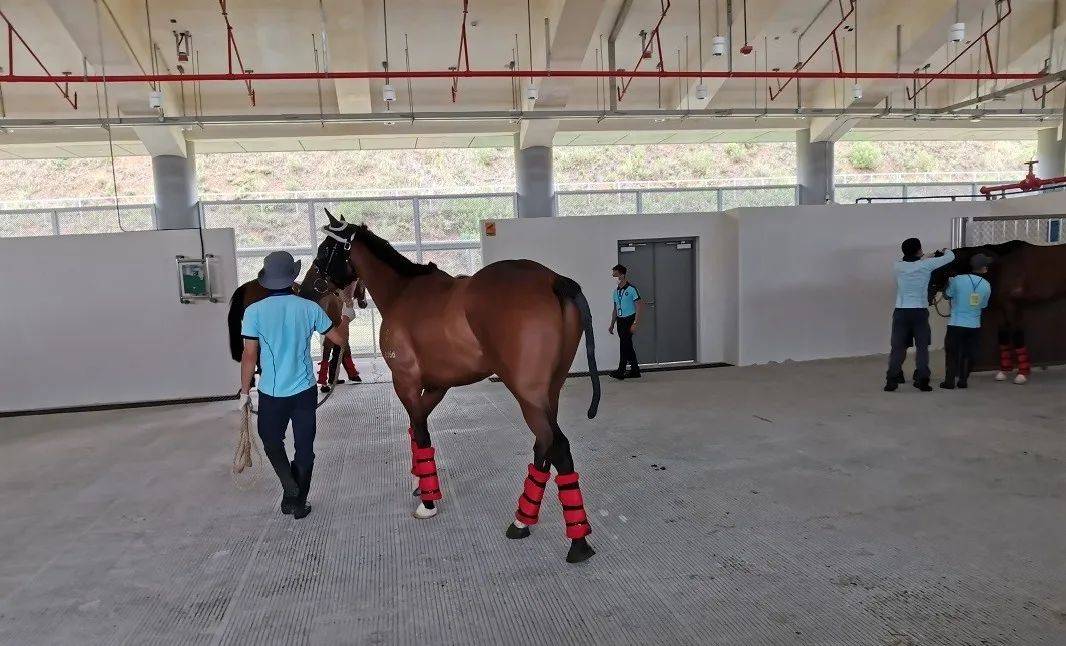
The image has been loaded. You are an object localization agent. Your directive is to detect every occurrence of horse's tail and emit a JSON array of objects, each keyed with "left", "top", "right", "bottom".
[
  {"left": 553, "top": 275, "right": 600, "bottom": 419},
  {"left": 227, "top": 283, "right": 249, "bottom": 362}
]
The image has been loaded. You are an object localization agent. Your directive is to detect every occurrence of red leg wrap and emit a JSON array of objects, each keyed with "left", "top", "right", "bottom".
[
  {"left": 342, "top": 354, "right": 359, "bottom": 378},
  {"left": 412, "top": 446, "right": 442, "bottom": 502},
  {"left": 514, "top": 464, "right": 551, "bottom": 525},
  {"left": 999, "top": 345, "right": 1015, "bottom": 372},
  {"left": 1016, "top": 346, "right": 1031, "bottom": 376},
  {"left": 316, "top": 359, "right": 330, "bottom": 385},
  {"left": 555, "top": 472, "right": 591, "bottom": 539}
]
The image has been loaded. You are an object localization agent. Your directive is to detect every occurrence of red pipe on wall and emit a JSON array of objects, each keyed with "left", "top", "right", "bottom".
[{"left": 0, "top": 70, "right": 1046, "bottom": 84}]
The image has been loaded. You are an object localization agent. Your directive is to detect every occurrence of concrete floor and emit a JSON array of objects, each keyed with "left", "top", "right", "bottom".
[{"left": 1, "top": 355, "right": 1063, "bottom": 645}]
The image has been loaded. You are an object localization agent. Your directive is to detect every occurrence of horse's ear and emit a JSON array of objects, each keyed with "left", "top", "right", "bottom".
[{"left": 325, "top": 208, "right": 341, "bottom": 226}]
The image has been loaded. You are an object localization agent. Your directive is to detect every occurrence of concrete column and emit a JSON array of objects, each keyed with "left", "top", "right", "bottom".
[
  {"left": 515, "top": 142, "right": 556, "bottom": 217},
  {"left": 152, "top": 141, "right": 199, "bottom": 230},
  {"left": 1037, "top": 127, "right": 1066, "bottom": 179},
  {"left": 796, "top": 129, "right": 835, "bottom": 205}
]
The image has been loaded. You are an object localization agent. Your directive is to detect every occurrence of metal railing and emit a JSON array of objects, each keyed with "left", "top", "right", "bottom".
[
  {"left": 953, "top": 214, "right": 1065, "bottom": 248},
  {"left": 555, "top": 184, "right": 799, "bottom": 215}
]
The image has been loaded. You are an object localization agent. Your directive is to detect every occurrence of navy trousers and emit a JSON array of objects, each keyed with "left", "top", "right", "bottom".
[
  {"left": 257, "top": 386, "right": 317, "bottom": 470},
  {"left": 886, "top": 308, "right": 931, "bottom": 382}
]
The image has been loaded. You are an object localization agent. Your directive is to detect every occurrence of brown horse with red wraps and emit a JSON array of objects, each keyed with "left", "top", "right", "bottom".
[
  {"left": 930, "top": 240, "right": 1066, "bottom": 383},
  {"left": 318, "top": 209, "right": 601, "bottom": 563},
  {"left": 227, "top": 215, "right": 367, "bottom": 390}
]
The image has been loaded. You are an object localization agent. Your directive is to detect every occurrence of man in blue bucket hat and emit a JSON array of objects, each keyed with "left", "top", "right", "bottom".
[{"left": 240, "top": 251, "right": 354, "bottom": 519}]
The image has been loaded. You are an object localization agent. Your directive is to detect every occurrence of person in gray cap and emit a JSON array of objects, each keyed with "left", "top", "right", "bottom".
[
  {"left": 239, "top": 251, "right": 354, "bottom": 519},
  {"left": 940, "top": 253, "right": 993, "bottom": 389}
]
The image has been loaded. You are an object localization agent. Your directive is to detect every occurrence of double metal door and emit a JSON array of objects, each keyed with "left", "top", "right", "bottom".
[{"left": 617, "top": 238, "right": 697, "bottom": 365}]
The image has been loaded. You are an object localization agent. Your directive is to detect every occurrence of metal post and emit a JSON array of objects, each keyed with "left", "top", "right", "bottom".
[
  {"left": 306, "top": 200, "right": 317, "bottom": 248},
  {"left": 635, "top": 190, "right": 643, "bottom": 215},
  {"left": 50, "top": 209, "right": 60, "bottom": 235},
  {"left": 717, "top": 189, "right": 724, "bottom": 211},
  {"left": 412, "top": 197, "right": 423, "bottom": 263}
]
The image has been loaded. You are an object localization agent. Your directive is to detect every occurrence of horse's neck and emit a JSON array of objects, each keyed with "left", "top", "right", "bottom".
[{"left": 351, "top": 244, "right": 406, "bottom": 314}]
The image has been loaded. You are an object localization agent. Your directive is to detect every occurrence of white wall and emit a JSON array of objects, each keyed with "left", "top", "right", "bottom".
[
  {"left": 481, "top": 214, "right": 739, "bottom": 370},
  {"left": 735, "top": 204, "right": 957, "bottom": 365},
  {"left": 0, "top": 229, "right": 238, "bottom": 413},
  {"left": 481, "top": 191, "right": 1066, "bottom": 370},
  {"left": 735, "top": 192, "right": 1066, "bottom": 365}
]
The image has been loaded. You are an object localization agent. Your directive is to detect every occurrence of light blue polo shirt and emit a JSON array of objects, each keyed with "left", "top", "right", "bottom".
[
  {"left": 894, "top": 250, "right": 955, "bottom": 308},
  {"left": 612, "top": 283, "right": 641, "bottom": 317},
  {"left": 944, "top": 274, "right": 991, "bottom": 328},
  {"left": 241, "top": 293, "right": 334, "bottom": 397}
]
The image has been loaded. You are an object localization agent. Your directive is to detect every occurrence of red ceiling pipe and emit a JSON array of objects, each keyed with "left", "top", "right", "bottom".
[
  {"left": 616, "top": 0, "right": 671, "bottom": 103},
  {"left": 769, "top": 0, "right": 855, "bottom": 102},
  {"left": 980, "top": 161, "right": 1066, "bottom": 196},
  {"left": 219, "top": 0, "right": 255, "bottom": 106},
  {"left": 0, "top": 9, "right": 77, "bottom": 109},
  {"left": 0, "top": 70, "right": 1045, "bottom": 84},
  {"left": 907, "top": 0, "right": 1012, "bottom": 103}
]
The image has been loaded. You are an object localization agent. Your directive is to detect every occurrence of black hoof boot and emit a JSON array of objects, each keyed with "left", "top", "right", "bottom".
[
  {"left": 505, "top": 522, "right": 531, "bottom": 540},
  {"left": 939, "top": 380, "right": 955, "bottom": 390},
  {"left": 566, "top": 538, "right": 595, "bottom": 563},
  {"left": 411, "top": 487, "right": 421, "bottom": 497}
]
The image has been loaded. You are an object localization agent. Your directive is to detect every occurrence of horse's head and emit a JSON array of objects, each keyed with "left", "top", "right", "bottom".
[
  {"left": 315, "top": 208, "right": 361, "bottom": 289},
  {"left": 928, "top": 247, "right": 993, "bottom": 305}
]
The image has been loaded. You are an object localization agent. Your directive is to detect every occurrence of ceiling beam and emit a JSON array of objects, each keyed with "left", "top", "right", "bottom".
[
  {"left": 805, "top": 0, "right": 980, "bottom": 142},
  {"left": 676, "top": 0, "right": 790, "bottom": 111},
  {"left": 519, "top": 0, "right": 611, "bottom": 148}
]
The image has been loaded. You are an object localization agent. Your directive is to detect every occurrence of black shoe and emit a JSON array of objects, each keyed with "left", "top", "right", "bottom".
[
  {"left": 939, "top": 380, "right": 955, "bottom": 390},
  {"left": 883, "top": 381, "right": 898, "bottom": 392},
  {"left": 290, "top": 463, "right": 313, "bottom": 520},
  {"left": 348, "top": 374, "right": 363, "bottom": 383},
  {"left": 891, "top": 372, "right": 906, "bottom": 385},
  {"left": 609, "top": 370, "right": 626, "bottom": 381},
  {"left": 913, "top": 379, "right": 933, "bottom": 392},
  {"left": 264, "top": 447, "right": 300, "bottom": 515},
  {"left": 957, "top": 381, "right": 968, "bottom": 389},
  {"left": 625, "top": 370, "right": 642, "bottom": 379}
]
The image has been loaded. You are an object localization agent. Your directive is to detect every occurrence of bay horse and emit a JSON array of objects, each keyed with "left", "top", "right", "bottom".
[
  {"left": 227, "top": 214, "right": 367, "bottom": 391},
  {"left": 929, "top": 240, "right": 1066, "bottom": 383},
  {"left": 318, "top": 209, "right": 601, "bottom": 563}
]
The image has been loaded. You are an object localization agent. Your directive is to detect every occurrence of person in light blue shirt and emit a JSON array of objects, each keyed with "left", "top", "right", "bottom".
[
  {"left": 885, "top": 237, "right": 955, "bottom": 392},
  {"left": 608, "top": 264, "right": 643, "bottom": 379},
  {"left": 240, "top": 251, "right": 352, "bottom": 519},
  {"left": 940, "top": 253, "right": 992, "bottom": 390}
]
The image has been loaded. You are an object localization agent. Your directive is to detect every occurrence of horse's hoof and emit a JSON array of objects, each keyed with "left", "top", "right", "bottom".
[
  {"left": 566, "top": 538, "right": 595, "bottom": 563},
  {"left": 413, "top": 503, "right": 438, "bottom": 519},
  {"left": 505, "top": 522, "right": 531, "bottom": 540},
  {"left": 995, "top": 371, "right": 1007, "bottom": 382},
  {"left": 411, "top": 488, "right": 421, "bottom": 497},
  {"left": 1014, "top": 374, "right": 1028, "bottom": 385}
]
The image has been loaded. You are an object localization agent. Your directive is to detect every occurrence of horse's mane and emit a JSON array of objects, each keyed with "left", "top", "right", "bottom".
[{"left": 352, "top": 224, "right": 439, "bottom": 277}]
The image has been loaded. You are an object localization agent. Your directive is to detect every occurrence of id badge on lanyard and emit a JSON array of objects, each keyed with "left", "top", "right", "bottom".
[{"left": 968, "top": 276, "right": 981, "bottom": 307}]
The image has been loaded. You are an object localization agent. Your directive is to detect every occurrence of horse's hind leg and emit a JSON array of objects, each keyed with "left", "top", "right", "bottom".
[
  {"left": 505, "top": 403, "right": 554, "bottom": 541},
  {"left": 506, "top": 399, "right": 595, "bottom": 563},
  {"left": 548, "top": 424, "right": 595, "bottom": 563}
]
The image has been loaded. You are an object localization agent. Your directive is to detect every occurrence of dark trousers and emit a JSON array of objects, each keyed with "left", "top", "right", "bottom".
[
  {"left": 944, "top": 325, "right": 980, "bottom": 385},
  {"left": 616, "top": 314, "right": 639, "bottom": 373},
  {"left": 257, "top": 386, "right": 318, "bottom": 470},
  {"left": 886, "top": 308, "right": 931, "bottom": 382}
]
